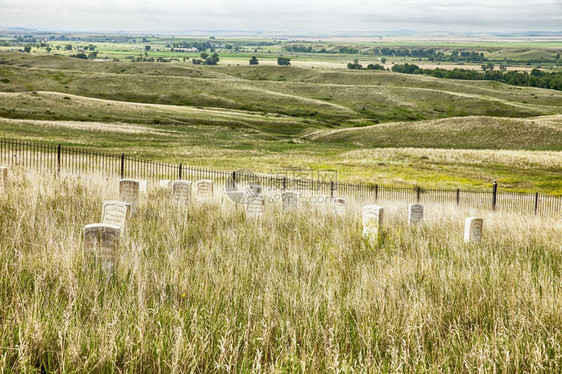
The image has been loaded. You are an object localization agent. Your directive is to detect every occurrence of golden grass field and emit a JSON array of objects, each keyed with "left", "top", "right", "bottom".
[{"left": 1, "top": 167, "right": 561, "bottom": 372}]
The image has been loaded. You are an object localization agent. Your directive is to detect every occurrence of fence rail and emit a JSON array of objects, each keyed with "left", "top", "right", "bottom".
[{"left": 1, "top": 138, "right": 560, "bottom": 216}]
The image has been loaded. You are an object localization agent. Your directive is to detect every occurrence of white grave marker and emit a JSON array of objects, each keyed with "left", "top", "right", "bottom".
[
  {"left": 282, "top": 191, "right": 300, "bottom": 210},
  {"left": 195, "top": 180, "right": 214, "bottom": 200},
  {"left": 246, "top": 195, "right": 265, "bottom": 219},
  {"left": 0, "top": 166, "right": 7, "bottom": 193},
  {"left": 464, "top": 217, "right": 483, "bottom": 243},
  {"left": 172, "top": 180, "right": 192, "bottom": 206},
  {"left": 334, "top": 198, "right": 347, "bottom": 215},
  {"left": 362, "top": 205, "right": 384, "bottom": 243},
  {"left": 84, "top": 223, "right": 120, "bottom": 275},
  {"left": 408, "top": 203, "right": 424, "bottom": 225},
  {"left": 119, "top": 179, "right": 140, "bottom": 212},
  {"left": 102, "top": 201, "right": 130, "bottom": 236},
  {"left": 159, "top": 180, "right": 171, "bottom": 189}
]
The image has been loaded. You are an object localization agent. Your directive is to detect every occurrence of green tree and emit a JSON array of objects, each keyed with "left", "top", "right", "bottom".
[
  {"left": 203, "top": 52, "right": 220, "bottom": 65},
  {"left": 381, "top": 57, "right": 387, "bottom": 64},
  {"left": 347, "top": 58, "right": 362, "bottom": 70},
  {"left": 200, "top": 52, "right": 209, "bottom": 59},
  {"left": 23, "top": 45, "right": 31, "bottom": 53},
  {"left": 70, "top": 53, "right": 88, "bottom": 59},
  {"left": 249, "top": 56, "right": 259, "bottom": 65},
  {"left": 45, "top": 46, "right": 52, "bottom": 53},
  {"left": 65, "top": 44, "right": 73, "bottom": 51},
  {"left": 277, "top": 56, "right": 291, "bottom": 66},
  {"left": 145, "top": 45, "right": 151, "bottom": 51}
]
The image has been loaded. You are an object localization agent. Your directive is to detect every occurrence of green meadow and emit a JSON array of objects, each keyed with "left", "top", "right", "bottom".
[{"left": 0, "top": 35, "right": 561, "bottom": 193}]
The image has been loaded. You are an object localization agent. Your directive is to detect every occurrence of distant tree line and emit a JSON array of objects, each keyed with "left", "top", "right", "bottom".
[
  {"left": 373, "top": 48, "right": 486, "bottom": 62},
  {"left": 391, "top": 63, "right": 562, "bottom": 91},
  {"left": 168, "top": 41, "right": 215, "bottom": 52},
  {"left": 283, "top": 45, "right": 360, "bottom": 54}
]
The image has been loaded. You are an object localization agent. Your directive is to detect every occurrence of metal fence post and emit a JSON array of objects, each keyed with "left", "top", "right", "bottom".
[
  {"left": 179, "top": 163, "right": 183, "bottom": 180},
  {"left": 416, "top": 186, "right": 421, "bottom": 203},
  {"left": 330, "top": 181, "right": 334, "bottom": 198},
  {"left": 534, "top": 192, "right": 539, "bottom": 215},
  {"left": 120, "top": 153, "right": 125, "bottom": 179},
  {"left": 375, "top": 184, "right": 378, "bottom": 201},
  {"left": 57, "top": 143, "right": 61, "bottom": 175},
  {"left": 492, "top": 180, "right": 498, "bottom": 211}
]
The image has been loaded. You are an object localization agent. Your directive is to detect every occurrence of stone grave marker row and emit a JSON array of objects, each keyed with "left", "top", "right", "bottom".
[
  {"left": 464, "top": 217, "right": 483, "bottom": 243},
  {"left": 409, "top": 203, "right": 424, "bottom": 225},
  {"left": 119, "top": 179, "right": 140, "bottom": 212},
  {"left": 102, "top": 200, "right": 130, "bottom": 236},
  {"left": 84, "top": 223, "right": 120, "bottom": 276},
  {"left": 172, "top": 180, "right": 192, "bottom": 206},
  {"left": 195, "top": 180, "right": 214, "bottom": 200},
  {"left": 362, "top": 205, "right": 384, "bottom": 244}
]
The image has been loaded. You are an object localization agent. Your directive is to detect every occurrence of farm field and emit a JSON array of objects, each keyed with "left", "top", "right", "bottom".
[
  {"left": 0, "top": 34, "right": 561, "bottom": 195},
  {"left": 0, "top": 168, "right": 561, "bottom": 372}
]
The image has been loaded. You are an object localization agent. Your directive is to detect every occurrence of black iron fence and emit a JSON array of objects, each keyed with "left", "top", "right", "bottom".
[{"left": 1, "top": 138, "right": 560, "bottom": 216}]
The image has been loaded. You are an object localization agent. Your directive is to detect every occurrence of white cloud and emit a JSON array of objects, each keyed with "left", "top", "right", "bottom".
[{"left": 0, "top": 0, "right": 560, "bottom": 32}]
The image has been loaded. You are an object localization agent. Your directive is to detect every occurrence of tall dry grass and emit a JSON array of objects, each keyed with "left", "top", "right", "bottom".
[{"left": 0, "top": 167, "right": 561, "bottom": 372}]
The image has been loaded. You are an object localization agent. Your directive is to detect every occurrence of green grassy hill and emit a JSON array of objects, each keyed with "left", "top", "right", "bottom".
[
  {"left": 1, "top": 52, "right": 561, "bottom": 129},
  {"left": 1, "top": 51, "right": 561, "bottom": 193},
  {"left": 305, "top": 115, "right": 562, "bottom": 151}
]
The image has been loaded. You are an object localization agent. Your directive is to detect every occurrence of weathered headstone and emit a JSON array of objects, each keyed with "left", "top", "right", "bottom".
[
  {"left": 138, "top": 180, "right": 148, "bottom": 193},
  {"left": 0, "top": 166, "right": 7, "bottom": 193},
  {"left": 362, "top": 205, "right": 384, "bottom": 243},
  {"left": 101, "top": 201, "right": 130, "bottom": 236},
  {"left": 195, "top": 180, "right": 214, "bottom": 200},
  {"left": 159, "top": 180, "right": 171, "bottom": 189},
  {"left": 464, "top": 217, "right": 483, "bottom": 243},
  {"left": 282, "top": 191, "right": 300, "bottom": 210},
  {"left": 408, "top": 203, "right": 424, "bottom": 225},
  {"left": 84, "top": 223, "right": 120, "bottom": 275},
  {"left": 246, "top": 195, "right": 265, "bottom": 219},
  {"left": 334, "top": 198, "right": 347, "bottom": 215},
  {"left": 119, "top": 179, "right": 140, "bottom": 212},
  {"left": 171, "top": 180, "right": 192, "bottom": 206}
]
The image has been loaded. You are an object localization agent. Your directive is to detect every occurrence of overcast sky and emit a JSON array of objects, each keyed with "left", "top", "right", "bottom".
[{"left": 0, "top": 0, "right": 560, "bottom": 34}]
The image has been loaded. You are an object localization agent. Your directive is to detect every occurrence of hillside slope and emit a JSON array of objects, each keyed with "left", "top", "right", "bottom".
[
  {"left": 1, "top": 52, "right": 561, "bottom": 128},
  {"left": 305, "top": 115, "right": 562, "bottom": 150}
]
